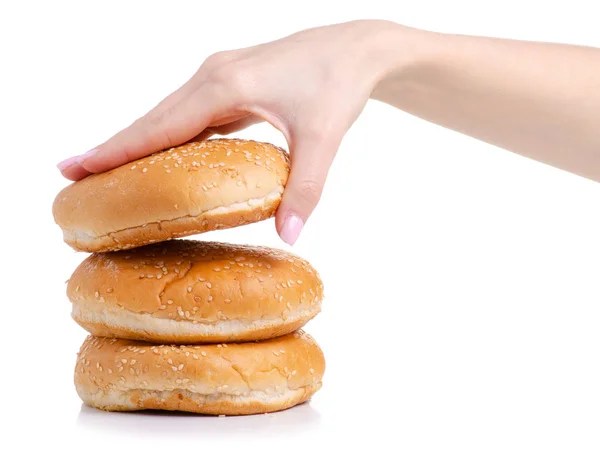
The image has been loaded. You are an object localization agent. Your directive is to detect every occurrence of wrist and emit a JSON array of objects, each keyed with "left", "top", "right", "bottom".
[{"left": 368, "top": 22, "right": 445, "bottom": 101}]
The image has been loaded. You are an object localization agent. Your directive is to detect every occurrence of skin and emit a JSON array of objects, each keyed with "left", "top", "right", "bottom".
[{"left": 57, "top": 20, "right": 600, "bottom": 245}]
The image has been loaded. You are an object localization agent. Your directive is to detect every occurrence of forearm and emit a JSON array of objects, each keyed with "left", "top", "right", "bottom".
[{"left": 372, "top": 25, "right": 600, "bottom": 181}]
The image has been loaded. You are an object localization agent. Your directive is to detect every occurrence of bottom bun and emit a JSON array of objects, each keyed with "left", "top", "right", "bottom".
[{"left": 75, "top": 331, "right": 325, "bottom": 415}]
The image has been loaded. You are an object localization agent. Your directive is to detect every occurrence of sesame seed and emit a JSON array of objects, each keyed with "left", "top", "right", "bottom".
[
  {"left": 142, "top": 168, "right": 148, "bottom": 173},
  {"left": 106, "top": 287, "right": 114, "bottom": 293},
  {"left": 178, "top": 364, "right": 184, "bottom": 370},
  {"left": 187, "top": 287, "right": 192, "bottom": 293},
  {"left": 201, "top": 351, "right": 207, "bottom": 357},
  {"left": 309, "top": 368, "right": 315, "bottom": 374}
]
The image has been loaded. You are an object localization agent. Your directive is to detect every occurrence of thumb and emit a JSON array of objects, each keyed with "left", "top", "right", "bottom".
[{"left": 276, "top": 130, "right": 341, "bottom": 245}]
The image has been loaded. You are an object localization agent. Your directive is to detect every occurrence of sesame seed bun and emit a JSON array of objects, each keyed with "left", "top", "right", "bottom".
[
  {"left": 53, "top": 139, "right": 290, "bottom": 252},
  {"left": 75, "top": 332, "right": 325, "bottom": 415},
  {"left": 68, "top": 240, "right": 324, "bottom": 344}
]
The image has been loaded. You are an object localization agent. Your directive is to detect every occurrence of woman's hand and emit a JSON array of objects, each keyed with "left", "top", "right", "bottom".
[
  {"left": 60, "top": 18, "right": 600, "bottom": 244},
  {"left": 57, "top": 20, "right": 410, "bottom": 245}
]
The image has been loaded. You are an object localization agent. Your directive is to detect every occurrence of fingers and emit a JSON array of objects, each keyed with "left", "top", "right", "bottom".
[
  {"left": 58, "top": 85, "right": 227, "bottom": 179},
  {"left": 276, "top": 127, "right": 342, "bottom": 245}
]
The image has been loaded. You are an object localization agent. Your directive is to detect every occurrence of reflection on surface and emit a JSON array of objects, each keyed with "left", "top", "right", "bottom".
[{"left": 77, "top": 402, "right": 321, "bottom": 438}]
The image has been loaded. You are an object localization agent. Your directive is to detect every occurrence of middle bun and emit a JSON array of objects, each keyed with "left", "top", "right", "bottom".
[{"left": 67, "top": 240, "right": 324, "bottom": 344}]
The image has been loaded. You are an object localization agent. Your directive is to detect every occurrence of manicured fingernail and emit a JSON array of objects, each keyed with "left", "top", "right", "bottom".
[
  {"left": 57, "top": 156, "right": 80, "bottom": 171},
  {"left": 280, "top": 214, "right": 304, "bottom": 246},
  {"left": 57, "top": 149, "right": 99, "bottom": 171}
]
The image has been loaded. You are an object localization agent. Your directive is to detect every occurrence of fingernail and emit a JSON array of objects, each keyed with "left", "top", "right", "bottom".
[
  {"left": 57, "top": 149, "right": 99, "bottom": 171},
  {"left": 57, "top": 156, "right": 80, "bottom": 171},
  {"left": 280, "top": 214, "right": 304, "bottom": 246}
]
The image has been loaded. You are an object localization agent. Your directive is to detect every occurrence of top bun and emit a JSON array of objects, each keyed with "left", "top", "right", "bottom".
[{"left": 53, "top": 139, "right": 290, "bottom": 252}]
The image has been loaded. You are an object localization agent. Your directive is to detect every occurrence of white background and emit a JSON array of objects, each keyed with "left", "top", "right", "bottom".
[{"left": 2, "top": 1, "right": 599, "bottom": 468}]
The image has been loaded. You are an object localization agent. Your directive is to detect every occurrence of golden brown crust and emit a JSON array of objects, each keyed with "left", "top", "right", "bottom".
[
  {"left": 75, "top": 332, "right": 325, "bottom": 415},
  {"left": 53, "top": 139, "right": 290, "bottom": 252},
  {"left": 67, "top": 240, "right": 324, "bottom": 343}
]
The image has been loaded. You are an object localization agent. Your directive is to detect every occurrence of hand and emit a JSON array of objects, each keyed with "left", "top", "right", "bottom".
[{"left": 57, "top": 20, "right": 407, "bottom": 245}]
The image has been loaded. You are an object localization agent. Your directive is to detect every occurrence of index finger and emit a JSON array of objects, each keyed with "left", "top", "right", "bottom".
[{"left": 60, "top": 85, "right": 228, "bottom": 178}]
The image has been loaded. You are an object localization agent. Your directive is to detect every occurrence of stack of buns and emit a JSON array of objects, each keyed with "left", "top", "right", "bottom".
[{"left": 53, "top": 139, "right": 325, "bottom": 415}]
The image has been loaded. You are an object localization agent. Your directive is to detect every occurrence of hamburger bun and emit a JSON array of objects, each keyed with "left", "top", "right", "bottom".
[
  {"left": 68, "top": 240, "right": 324, "bottom": 344},
  {"left": 75, "top": 332, "right": 325, "bottom": 415},
  {"left": 53, "top": 139, "right": 290, "bottom": 252}
]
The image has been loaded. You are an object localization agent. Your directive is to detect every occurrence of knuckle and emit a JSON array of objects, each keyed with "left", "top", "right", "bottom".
[
  {"left": 202, "top": 51, "right": 233, "bottom": 69},
  {"left": 138, "top": 110, "right": 176, "bottom": 148},
  {"left": 142, "top": 106, "right": 172, "bottom": 129},
  {"left": 295, "top": 179, "right": 323, "bottom": 206},
  {"left": 205, "top": 59, "right": 255, "bottom": 101}
]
